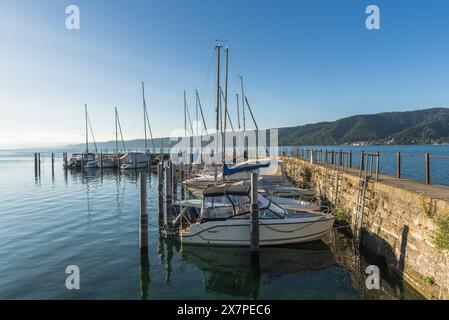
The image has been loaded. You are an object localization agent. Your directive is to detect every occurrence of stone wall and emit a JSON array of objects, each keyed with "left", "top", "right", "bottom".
[{"left": 282, "top": 157, "right": 449, "bottom": 299}]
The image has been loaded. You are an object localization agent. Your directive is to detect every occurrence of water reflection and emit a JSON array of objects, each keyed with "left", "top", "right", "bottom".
[{"left": 179, "top": 242, "right": 337, "bottom": 299}]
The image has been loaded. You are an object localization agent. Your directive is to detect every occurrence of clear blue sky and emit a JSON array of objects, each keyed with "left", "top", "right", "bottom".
[{"left": 1, "top": 0, "right": 449, "bottom": 148}]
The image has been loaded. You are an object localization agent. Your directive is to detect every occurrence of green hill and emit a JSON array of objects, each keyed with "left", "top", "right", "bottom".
[{"left": 278, "top": 108, "right": 449, "bottom": 146}]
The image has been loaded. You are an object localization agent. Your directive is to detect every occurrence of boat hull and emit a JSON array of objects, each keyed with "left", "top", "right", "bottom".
[{"left": 180, "top": 216, "right": 335, "bottom": 247}]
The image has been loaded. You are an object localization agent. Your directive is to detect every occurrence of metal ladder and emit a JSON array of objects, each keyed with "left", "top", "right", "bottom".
[{"left": 353, "top": 152, "right": 377, "bottom": 242}]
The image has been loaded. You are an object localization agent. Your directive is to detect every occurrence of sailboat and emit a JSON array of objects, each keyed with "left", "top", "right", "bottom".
[
  {"left": 120, "top": 82, "right": 152, "bottom": 170},
  {"left": 67, "top": 104, "right": 98, "bottom": 169}
]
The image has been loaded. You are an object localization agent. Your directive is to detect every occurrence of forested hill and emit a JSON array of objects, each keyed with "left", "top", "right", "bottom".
[{"left": 278, "top": 108, "right": 449, "bottom": 146}]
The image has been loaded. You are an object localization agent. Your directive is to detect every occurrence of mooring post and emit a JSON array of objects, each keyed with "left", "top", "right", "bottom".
[
  {"left": 396, "top": 152, "right": 401, "bottom": 179},
  {"left": 157, "top": 162, "right": 164, "bottom": 215},
  {"left": 425, "top": 153, "right": 430, "bottom": 185},
  {"left": 139, "top": 173, "right": 149, "bottom": 249},
  {"left": 100, "top": 151, "right": 103, "bottom": 171},
  {"left": 34, "top": 153, "right": 38, "bottom": 176},
  {"left": 250, "top": 172, "right": 259, "bottom": 251},
  {"left": 38, "top": 153, "right": 41, "bottom": 175},
  {"left": 51, "top": 152, "right": 55, "bottom": 174},
  {"left": 63, "top": 152, "right": 68, "bottom": 169}
]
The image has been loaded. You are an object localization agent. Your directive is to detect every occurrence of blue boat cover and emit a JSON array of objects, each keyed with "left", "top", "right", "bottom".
[{"left": 222, "top": 160, "right": 270, "bottom": 176}]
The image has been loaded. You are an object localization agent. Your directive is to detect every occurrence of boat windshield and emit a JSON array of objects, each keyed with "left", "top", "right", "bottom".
[{"left": 201, "top": 194, "right": 287, "bottom": 220}]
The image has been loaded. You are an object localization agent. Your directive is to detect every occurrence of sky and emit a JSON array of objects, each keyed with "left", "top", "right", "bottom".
[{"left": 1, "top": 0, "right": 449, "bottom": 148}]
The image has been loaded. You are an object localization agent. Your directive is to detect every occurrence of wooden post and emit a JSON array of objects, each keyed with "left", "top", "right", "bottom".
[
  {"left": 396, "top": 152, "right": 401, "bottom": 179},
  {"left": 34, "top": 153, "right": 38, "bottom": 176},
  {"left": 325, "top": 149, "right": 328, "bottom": 164},
  {"left": 63, "top": 152, "right": 68, "bottom": 169},
  {"left": 425, "top": 153, "right": 430, "bottom": 185},
  {"left": 339, "top": 149, "right": 343, "bottom": 166},
  {"left": 51, "top": 152, "right": 55, "bottom": 173},
  {"left": 139, "top": 173, "right": 148, "bottom": 249},
  {"left": 100, "top": 151, "right": 103, "bottom": 170},
  {"left": 375, "top": 151, "right": 380, "bottom": 181},
  {"left": 331, "top": 150, "right": 335, "bottom": 165},
  {"left": 250, "top": 172, "right": 259, "bottom": 251},
  {"left": 38, "top": 153, "right": 41, "bottom": 175},
  {"left": 157, "top": 162, "right": 164, "bottom": 215}
]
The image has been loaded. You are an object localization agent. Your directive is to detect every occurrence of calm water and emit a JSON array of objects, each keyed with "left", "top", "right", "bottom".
[
  {"left": 284, "top": 145, "right": 449, "bottom": 186},
  {"left": 0, "top": 149, "right": 424, "bottom": 299}
]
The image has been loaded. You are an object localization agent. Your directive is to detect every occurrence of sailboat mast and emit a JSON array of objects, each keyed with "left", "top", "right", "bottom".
[
  {"left": 236, "top": 93, "right": 241, "bottom": 130},
  {"left": 215, "top": 45, "right": 222, "bottom": 185},
  {"left": 184, "top": 90, "right": 187, "bottom": 137},
  {"left": 240, "top": 76, "right": 246, "bottom": 132},
  {"left": 115, "top": 107, "right": 118, "bottom": 153},
  {"left": 223, "top": 47, "right": 229, "bottom": 163},
  {"left": 85, "top": 104, "right": 89, "bottom": 153},
  {"left": 142, "top": 82, "right": 148, "bottom": 151}
]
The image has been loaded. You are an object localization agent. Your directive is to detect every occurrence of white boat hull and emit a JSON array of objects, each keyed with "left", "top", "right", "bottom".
[{"left": 180, "top": 216, "right": 335, "bottom": 246}]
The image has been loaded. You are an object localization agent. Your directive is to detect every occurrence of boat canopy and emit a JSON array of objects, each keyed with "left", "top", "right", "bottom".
[
  {"left": 203, "top": 185, "right": 251, "bottom": 197},
  {"left": 222, "top": 159, "right": 270, "bottom": 176}
]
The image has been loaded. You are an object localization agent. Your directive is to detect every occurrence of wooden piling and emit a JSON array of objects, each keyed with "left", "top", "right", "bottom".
[
  {"left": 63, "top": 152, "right": 68, "bottom": 169},
  {"left": 139, "top": 173, "right": 149, "bottom": 249},
  {"left": 396, "top": 152, "right": 401, "bottom": 179},
  {"left": 38, "top": 153, "right": 41, "bottom": 175},
  {"left": 157, "top": 162, "right": 164, "bottom": 215},
  {"left": 250, "top": 172, "right": 259, "bottom": 251},
  {"left": 425, "top": 153, "right": 430, "bottom": 185},
  {"left": 51, "top": 152, "right": 55, "bottom": 175},
  {"left": 34, "top": 153, "right": 38, "bottom": 176},
  {"left": 100, "top": 151, "right": 103, "bottom": 170},
  {"left": 360, "top": 151, "right": 364, "bottom": 171}
]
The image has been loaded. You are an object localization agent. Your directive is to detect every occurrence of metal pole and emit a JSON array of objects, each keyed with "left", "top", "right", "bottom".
[
  {"left": 375, "top": 151, "right": 380, "bottom": 181},
  {"left": 425, "top": 153, "right": 430, "bottom": 185},
  {"left": 349, "top": 150, "right": 353, "bottom": 169},
  {"left": 139, "top": 173, "right": 148, "bottom": 249},
  {"left": 396, "top": 152, "right": 401, "bottom": 179},
  {"left": 250, "top": 172, "right": 259, "bottom": 251},
  {"left": 360, "top": 151, "right": 365, "bottom": 171}
]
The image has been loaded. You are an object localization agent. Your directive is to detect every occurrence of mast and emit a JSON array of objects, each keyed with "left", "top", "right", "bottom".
[
  {"left": 245, "top": 97, "right": 259, "bottom": 158},
  {"left": 142, "top": 82, "right": 148, "bottom": 151},
  {"left": 223, "top": 47, "right": 229, "bottom": 163},
  {"left": 184, "top": 90, "right": 187, "bottom": 137},
  {"left": 236, "top": 93, "right": 241, "bottom": 130},
  {"left": 115, "top": 107, "right": 118, "bottom": 153},
  {"left": 239, "top": 76, "right": 246, "bottom": 132},
  {"left": 196, "top": 90, "right": 208, "bottom": 135},
  {"left": 85, "top": 104, "right": 89, "bottom": 153},
  {"left": 214, "top": 45, "right": 222, "bottom": 185}
]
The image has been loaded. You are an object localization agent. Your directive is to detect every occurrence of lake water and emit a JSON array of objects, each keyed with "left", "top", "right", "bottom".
[
  {"left": 0, "top": 149, "right": 424, "bottom": 299},
  {"left": 283, "top": 145, "right": 449, "bottom": 186}
]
